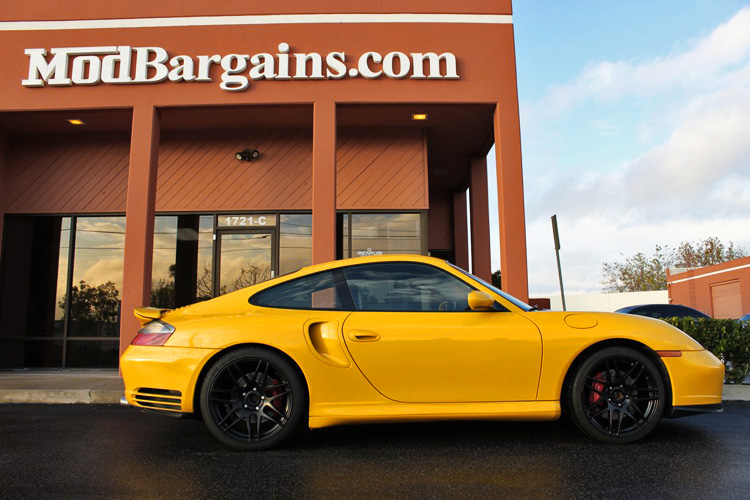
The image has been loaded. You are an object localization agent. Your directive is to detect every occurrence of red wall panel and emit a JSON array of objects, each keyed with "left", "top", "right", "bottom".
[
  {"left": 337, "top": 128, "right": 427, "bottom": 210},
  {"left": 156, "top": 129, "right": 312, "bottom": 212},
  {"left": 428, "top": 190, "right": 453, "bottom": 249},
  {"left": 4, "top": 133, "right": 130, "bottom": 214},
  {"left": 3, "top": 127, "right": 427, "bottom": 214}
]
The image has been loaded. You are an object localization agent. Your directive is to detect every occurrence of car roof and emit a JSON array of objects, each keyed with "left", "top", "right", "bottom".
[{"left": 294, "top": 254, "right": 450, "bottom": 275}]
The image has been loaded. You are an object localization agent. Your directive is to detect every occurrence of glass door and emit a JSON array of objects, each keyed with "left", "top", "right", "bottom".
[{"left": 214, "top": 231, "right": 275, "bottom": 296}]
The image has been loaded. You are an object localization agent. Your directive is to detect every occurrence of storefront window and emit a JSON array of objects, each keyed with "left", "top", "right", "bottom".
[
  {"left": 279, "top": 214, "right": 312, "bottom": 275},
  {"left": 0, "top": 215, "right": 124, "bottom": 368},
  {"left": 54, "top": 218, "right": 71, "bottom": 336},
  {"left": 339, "top": 213, "right": 423, "bottom": 258},
  {"left": 151, "top": 216, "right": 178, "bottom": 308},
  {"left": 68, "top": 217, "right": 125, "bottom": 338},
  {"left": 197, "top": 216, "right": 214, "bottom": 300},
  {"left": 151, "top": 215, "right": 215, "bottom": 308}
]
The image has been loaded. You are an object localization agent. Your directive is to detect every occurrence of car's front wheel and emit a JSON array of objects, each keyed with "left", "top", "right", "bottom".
[
  {"left": 200, "top": 347, "right": 306, "bottom": 450},
  {"left": 568, "top": 346, "right": 665, "bottom": 443}
]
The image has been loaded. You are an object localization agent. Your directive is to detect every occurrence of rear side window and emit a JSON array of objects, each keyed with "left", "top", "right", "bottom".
[
  {"left": 251, "top": 271, "right": 349, "bottom": 310},
  {"left": 342, "top": 262, "right": 474, "bottom": 312},
  {"left": 634, "top": 306, "right": 662, "bottom": 318}
]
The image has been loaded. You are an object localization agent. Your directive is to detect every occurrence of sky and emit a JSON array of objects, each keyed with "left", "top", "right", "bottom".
[{"left": 488, "top": 0, "right": 750, "bottom": 297}]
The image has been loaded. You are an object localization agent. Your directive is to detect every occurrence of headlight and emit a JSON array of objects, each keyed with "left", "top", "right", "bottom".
[{"left": 131, "top": 320, "right": 175, "bottom": 346}]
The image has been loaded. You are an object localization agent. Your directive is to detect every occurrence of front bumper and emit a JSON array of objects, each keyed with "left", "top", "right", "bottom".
[
  {"left": 120, "top": 345, "right": 219, "bottom": 414},
  {"left": 661, "top": 349, "right": 725, "bottom": 407}
]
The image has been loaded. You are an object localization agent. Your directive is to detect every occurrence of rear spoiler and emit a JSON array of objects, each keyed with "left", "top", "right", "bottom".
[{"left": 133, "top": 307, "right": 171, "bottom": 326}]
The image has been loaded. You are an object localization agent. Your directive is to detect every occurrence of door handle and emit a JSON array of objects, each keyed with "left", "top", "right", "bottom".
[{"left": 348, "top": 330, "right": 381, "bottom": 342}]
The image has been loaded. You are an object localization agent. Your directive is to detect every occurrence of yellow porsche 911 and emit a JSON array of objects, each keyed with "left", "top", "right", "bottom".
[{"left": 121, "top": 255, "right": 724, "bottom": 450}]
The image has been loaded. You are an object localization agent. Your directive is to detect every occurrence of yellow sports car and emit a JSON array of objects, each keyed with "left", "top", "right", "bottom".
[{"left": 121, "top": 255, "right": 724, "bottom": 450}]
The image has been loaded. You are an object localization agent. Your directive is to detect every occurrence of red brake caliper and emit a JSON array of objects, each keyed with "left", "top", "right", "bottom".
[
  {"left": 270, "top": 378, "right": 283, "bottom": 412},
  {"left": 589, "top": 371, "right": 606, "bottom": 406}
]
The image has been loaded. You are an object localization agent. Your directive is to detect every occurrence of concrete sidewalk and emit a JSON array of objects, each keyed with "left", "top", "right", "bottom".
[
  {"left": 0, "top": 370, "right": 124, "bottom": 404},
  {"left": 0, "top": 369, "right": 749, "bottom": 404}
]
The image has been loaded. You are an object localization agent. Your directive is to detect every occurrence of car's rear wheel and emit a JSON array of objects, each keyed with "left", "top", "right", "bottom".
[
  {"left": 568, "top": 346, "right": 665, "bottom": 443},
  {"left": 200, "top": 347, "right": 306, "bottom": 450}
]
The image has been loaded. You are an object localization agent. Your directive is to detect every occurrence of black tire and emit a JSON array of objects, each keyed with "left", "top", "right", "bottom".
[
  {"left": 568, "top": 346, "right": 665, "bottom": 444},
  {"left": 200, "top": 347, "right": 306, "bottom": 450}
]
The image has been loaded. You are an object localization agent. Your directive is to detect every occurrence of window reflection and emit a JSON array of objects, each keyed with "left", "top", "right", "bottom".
[
  {"left": 54, "top": 218, "right": 71, "bottom": 336},
  {"left": 340, "top": 213, "right": 422, "bottom": 258},
  {"left": 218, "top": 233, "right": 272, "bottom": 295},
  {"left": 68, "top": 217, "right": 125, "bottom": 338},
  {"left": 253, "top": 271, "right": 344, "bottom": 310},
  {"left": 151, "top": 215, "right": 215, "bottom": 308},
  {"left": 279, "top": 214, "right": 312, "bottom": 275},
  {"left": 0, "top": 215, "right": 125, "bottom": 368},
  {"left": 343, "top": 263, "right": 473, "bottom": 311},
  {"left": 151, "top": 216, "right": 178, "bottom": 309}
]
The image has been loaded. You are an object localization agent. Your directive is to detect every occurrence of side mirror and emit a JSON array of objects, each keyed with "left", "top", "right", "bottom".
[{"left": 468, "top": 291, "right": 495, "bottom": 311}]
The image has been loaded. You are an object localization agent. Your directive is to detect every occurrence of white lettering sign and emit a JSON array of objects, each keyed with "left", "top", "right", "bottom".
[{"left": 22, "top": 44, "right": 459, "bottom": 91}]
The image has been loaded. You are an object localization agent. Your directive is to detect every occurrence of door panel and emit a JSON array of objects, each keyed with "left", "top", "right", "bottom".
[{"left": 343, "top": 311, "right": 542, "bottom": 403}]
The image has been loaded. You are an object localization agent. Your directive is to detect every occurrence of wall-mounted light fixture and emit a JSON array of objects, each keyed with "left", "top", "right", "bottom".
[
  {"left": 411, "top": 113, "right": 428, "bottom": 121},
  {"left": 67, "top": 119, "right": 86, "bottom": 125},
  {"left": 235, "top": 148, "right": 261, "bottom": 161}
]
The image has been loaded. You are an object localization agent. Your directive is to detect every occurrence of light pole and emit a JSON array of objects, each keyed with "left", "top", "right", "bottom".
[{"left": 551, "top": 215, "right": 567, "bottom": 311}]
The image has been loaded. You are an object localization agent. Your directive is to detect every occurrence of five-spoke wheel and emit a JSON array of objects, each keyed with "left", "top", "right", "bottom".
[
  {"left": 200, "top": 347, "right": 306, "bottom": 450},
  {"left": 568, "top": 347, "right": 665, "bottom": 443}
]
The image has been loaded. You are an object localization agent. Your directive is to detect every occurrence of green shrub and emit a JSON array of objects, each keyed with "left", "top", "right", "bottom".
[{"left": 663, "top": 317, "right": 750, "bottom": 384}]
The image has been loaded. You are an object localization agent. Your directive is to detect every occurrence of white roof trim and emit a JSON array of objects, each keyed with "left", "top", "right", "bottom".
[
  {"left": 0, "top": 13, "right": 513, "bottom": 31},
  {"left": 667, "top": 263, "right": 750, "bottom": 285}
]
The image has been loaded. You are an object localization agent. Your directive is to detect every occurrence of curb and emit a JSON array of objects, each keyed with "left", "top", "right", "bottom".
[
  {"left": 722, "top": 385, "right": 750, "bottom": 402},
  {"left": 0, "top": 389, "right": 123, "bottom": 404}
]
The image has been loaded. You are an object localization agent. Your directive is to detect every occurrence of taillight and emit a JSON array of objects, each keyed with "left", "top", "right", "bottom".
[{"left": 132, "top": 320, "right": 175, "bottom": 346}]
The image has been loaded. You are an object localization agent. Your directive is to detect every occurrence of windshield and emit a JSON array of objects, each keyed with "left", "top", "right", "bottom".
[{"left": 448, "top": 263, "right": 535, "bottom": 312}]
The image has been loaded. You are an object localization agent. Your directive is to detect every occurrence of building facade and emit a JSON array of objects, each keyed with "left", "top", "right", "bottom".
[
  {"left": 0, "top": 1, "right": 529, "bottom": 368},
  {"left": 668, "top": 257, "right": 750, "bottom": 319}
]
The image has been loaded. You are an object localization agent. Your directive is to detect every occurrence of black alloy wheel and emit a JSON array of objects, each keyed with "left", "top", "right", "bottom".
[
  {"left": 200, "top": 347, "right": 306, "bottom": 450},
  {"left": 568, "top": 346, "right": 665, "bottom": 444}
]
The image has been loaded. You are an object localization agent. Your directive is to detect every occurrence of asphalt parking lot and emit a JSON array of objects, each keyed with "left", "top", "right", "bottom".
[{"left": 1, "top": 403, "right": 748, "bottom": 499}]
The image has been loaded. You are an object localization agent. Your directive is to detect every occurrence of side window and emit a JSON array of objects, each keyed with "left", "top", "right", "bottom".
[
  {"left": 251, "top": 271, "right": 346, "bottom": 310},
  {"left": 342, "top": 263, "right": 474, "bottom": 312},
  {"left": 635, "top": 306, "right": 660, "bottom": 318},
  {"left": 670, "top": 306, "right": 692, "bottom": 318}
]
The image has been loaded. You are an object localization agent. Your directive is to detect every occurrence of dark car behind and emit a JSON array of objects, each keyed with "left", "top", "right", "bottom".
[{"left": 616, "top": 304, "right": 710, "bottom": 320}]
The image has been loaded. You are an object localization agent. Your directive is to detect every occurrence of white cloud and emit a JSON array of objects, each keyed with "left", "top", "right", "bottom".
[
  {"left": 531, "top": 6, "right": 750, "bottom": 118},
  {"left": 526, "top": 83, "right": 750, "bottom": 223},
  {"left": 512, "top": 7, "right": 750, "bottom": 296}
]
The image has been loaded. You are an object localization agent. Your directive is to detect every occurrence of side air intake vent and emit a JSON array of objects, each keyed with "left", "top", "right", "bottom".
[{"left": 133, "top": 388, "right": 182, "bottom": 412}]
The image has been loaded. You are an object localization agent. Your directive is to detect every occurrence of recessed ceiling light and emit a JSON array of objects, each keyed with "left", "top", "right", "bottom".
[
  {"left": 411, "top": 113, "right": 428, "bottom": 121},
  {"left": 67, "top": 119, "right": 86, "bottom": 125}
]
